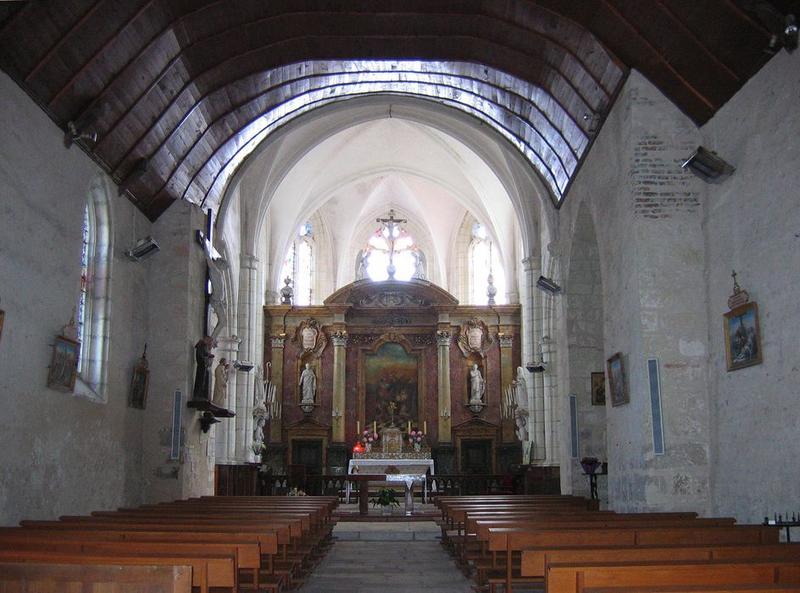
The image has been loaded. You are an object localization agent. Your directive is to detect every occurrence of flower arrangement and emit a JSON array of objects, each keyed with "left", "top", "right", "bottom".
[
  {"left": 580, "top": 456, "right": 601, "bottom": 475},
  {"left": 288, "top": 487, "right": 307, "bottom": 496},
  {"left": 407, "top": 428, "right": 425, "bottom": 446},
  {"left": 370, "top": 487, "right": 400, "bottom": 509},
  {"left": 358, "top": 429, "right": 380, "bottom": 447}
]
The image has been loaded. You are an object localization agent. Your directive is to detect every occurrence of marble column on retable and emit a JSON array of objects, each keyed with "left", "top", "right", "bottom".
[
  {"left": 436, "top": 326, "right": 452, "bottom": 443},
  {"left": 331, "top": 329, "right": 348, "bottom": 443},
  {"left": 268, "top": 335, "right": 285, "bottom": 443}
]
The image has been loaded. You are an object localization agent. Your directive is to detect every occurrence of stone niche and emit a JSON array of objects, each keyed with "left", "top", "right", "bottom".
[{"left": 263, "top": 278, "right": 521, "bottom": 473}]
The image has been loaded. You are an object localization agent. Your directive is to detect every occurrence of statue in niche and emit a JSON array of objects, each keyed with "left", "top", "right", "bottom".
[
  {"left": 469, "top": 363, "right": 485, "bottom": 405},
  {"left": 299, "top": 362, "right": 317, "bottom": 404},
  {"left": 212, "top": 358, "right": 230, "bottom": 407},
  {"left": 192, "top": 335, "right": 215, "bottom": 401},
  {"left": 252, "top": 364, "right": 268, "bottom": 445}
]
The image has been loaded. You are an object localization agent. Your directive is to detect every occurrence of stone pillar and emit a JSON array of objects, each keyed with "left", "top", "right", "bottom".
[
  {"left": 268, "top": 335, "right": 285, "bottom": 443},
  {"left": 214, "top": 335, "right": 240, "bottom": 463},
  {"left": 522, "top": 256, "right": 546, "bottom": 461},
  {"left": 436, "top": 326, "right": 452, "bottom": 443},
  {"left": 331, "top": 329, "right": 348, "bottom": 443},
  {"left": 234, "top": 253, "right": 259, "bottom": 461}
]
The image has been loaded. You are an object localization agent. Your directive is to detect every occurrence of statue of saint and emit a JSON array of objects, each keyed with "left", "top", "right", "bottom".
[
  {"left": 192, "top": 335, "right": 215, "bottom": 401},
  {"left": 469, "top": 363, "right": 485, "bottom": 404},
  {"left": 515, "top": 366, "right": 527, "bottom": 402},
  {"left": 212, "top": 358, "right": 230, "bottom": 407},
  {"left": 299, "top": 362, "right": 316, "bottom": 404},
  {"left": 252, "top": 364, "right": 268, "bottom": 444}
]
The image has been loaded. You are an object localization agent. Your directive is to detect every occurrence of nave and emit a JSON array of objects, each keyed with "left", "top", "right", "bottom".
[{"left": 4, "top": 493, "right": 800, "bottom": 593}]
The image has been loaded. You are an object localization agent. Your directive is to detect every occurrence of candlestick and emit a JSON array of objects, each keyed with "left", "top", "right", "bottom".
[
  {"left": 373, "top": 420, "right": 376, "bottom": 434},
  {"left": 357, "top": 420, "right": 360, "bottom": 434},
  {"left": 423, "top": 420, "right": 427, "bottom": 433},
  {"left": 407, "top": 420, "right": 411, "bottom": 433}
]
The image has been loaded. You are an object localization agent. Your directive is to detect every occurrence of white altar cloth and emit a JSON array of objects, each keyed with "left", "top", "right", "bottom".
[{"left": 346, "top": 458, "right": 435, "bottom": 503}]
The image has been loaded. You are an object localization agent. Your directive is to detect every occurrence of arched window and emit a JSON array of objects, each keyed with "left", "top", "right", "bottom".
[
  {"left": 469, "top": 222, "right": 506, "bottom": 305},
  {"left": 279, "top": 222, "right": 314, "bottom": 305},
  {"left": 357, "top": 214, "right": 425, "bottom": 282},
  {"left": 75, "top": 180, "right": 113, "bottom": 402}
]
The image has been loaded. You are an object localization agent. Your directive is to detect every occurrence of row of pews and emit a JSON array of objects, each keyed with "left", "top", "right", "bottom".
[
  {"left": 436, "top": 494, "right": 800, "bottom": 593},
  {"left": 0, "top": 495, "right": 338, "bottom": 593}
]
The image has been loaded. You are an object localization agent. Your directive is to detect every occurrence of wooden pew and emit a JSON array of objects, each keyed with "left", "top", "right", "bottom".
[
  {"left": 546, "top": 560, "right": 800, "bottom": 593},
  {"left": 0, "top": 563, "right": 192, "bottom": 593},
  {"left": 584, "top": 586, "right": 800, "bottom": 593},
  {"left": 489, "top": 524, "right": 780, "bottom": 593},
  {"left": 0, "top": 549, "right": 235, "bottom": 593}
]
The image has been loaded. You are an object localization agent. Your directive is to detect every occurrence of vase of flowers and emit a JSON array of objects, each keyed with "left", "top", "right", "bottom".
[
  {"left": 360, "top": 429, "right": 379, "bottom": 453},
  {"left": 408, "top": 428, "right": 425, "bottom": 452}
]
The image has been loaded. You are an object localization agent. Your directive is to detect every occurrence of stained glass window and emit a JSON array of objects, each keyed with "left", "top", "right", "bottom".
[{"left": 77, "top": 204, "right": 90, "bottom": 372}]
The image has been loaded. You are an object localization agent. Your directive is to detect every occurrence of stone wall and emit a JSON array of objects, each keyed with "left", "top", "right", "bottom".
[
  {"left": 558, "top": 71, "right": 712, "bottom": 513},
  {"left": 701, "top": 49, "right": 800, "bottom": 522},
  {"left": 0, "top": 72, "right": 148, "bottom": 524}
]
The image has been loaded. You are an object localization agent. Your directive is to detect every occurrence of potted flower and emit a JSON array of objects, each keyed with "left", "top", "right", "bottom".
[
  {"left": 360, "top": 429, "right": 379, "bottom": 452},
  {"left": 370, "top": 487, "right": 400, "bottom": 515},
  {"left": 407, "top": 428, "right": 425, "bottom": 452}
]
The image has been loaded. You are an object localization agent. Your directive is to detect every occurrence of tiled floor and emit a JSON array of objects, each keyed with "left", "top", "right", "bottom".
[{"left": 298, "top": 521, "right": 474, "bottom": 593}]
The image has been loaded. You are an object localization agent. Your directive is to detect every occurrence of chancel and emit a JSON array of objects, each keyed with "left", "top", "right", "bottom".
[{"left": 1, "top": 2, "right": 799, "bottom": 591}]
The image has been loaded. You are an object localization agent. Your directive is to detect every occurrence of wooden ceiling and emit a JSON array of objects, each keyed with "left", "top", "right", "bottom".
[{"left": 0, "top": 1, "right": 794, "bottom": 220}]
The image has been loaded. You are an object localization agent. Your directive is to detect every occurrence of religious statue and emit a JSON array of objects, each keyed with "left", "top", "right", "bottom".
[
  {"left": 468, "top": 363, "right": 486, "bottom": 414},
  {"left": 515, "top": 366, "right": 527, "bottom": 402},
  {"left": 252, "top": 364, "right": 268, "bottom": 445},
  {"left": 192, "top": 335, "right": 215, "bottom": 401},
  {"left": 411, "top": 248, "right": 426, "bottom": 280},
  {"left": 355, "top": 250, "right": 367, "bottom": 280},
  {"left": 212, "top": 358, "right": 230, "bottom": 407},
  {"left": 299, "top": 362, "right": 316, "bottom": 404},
  {"left": 469, "top": 363, "right": 485, "bottom": 405},
  {"left": 515, "top": 407, "right": 529, "bottom": 442}
]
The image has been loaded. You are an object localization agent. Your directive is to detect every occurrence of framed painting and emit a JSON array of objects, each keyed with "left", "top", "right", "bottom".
[
  {"left": 364, "top": 341, "right": 419, "bottom": 430},
  {"left": 723, "top": 302, "right": 762, "bottom": 371},
  {"left": 591, "top": 372, "right": 606, "bottom": 406},
  {"left": 607, "top": 352, "right": 628, "bottom": 407},
  {"left": 47, "top": 335, "right": 79, "bottom": 392}
]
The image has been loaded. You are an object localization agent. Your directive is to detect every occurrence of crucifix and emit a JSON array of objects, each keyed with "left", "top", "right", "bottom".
[
  {"left": 195, "top": 208, "right": 225, "bottom": 336},
  {"left": 376, "top": 209, "right": 407, "bottom": 280}
]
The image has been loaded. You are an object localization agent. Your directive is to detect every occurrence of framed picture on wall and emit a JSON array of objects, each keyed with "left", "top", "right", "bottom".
[
  {"left": 723, "top": 301, "right": 762, "bottom": 371},
  {"left": 591, "top": 372, "right": 606, "bottom": 405},
  {"left": 47, "top": 335, "right": 79, "bottom": 392},
  {"left": 607, "top": 352, "right": 628, "bottom": 407}
]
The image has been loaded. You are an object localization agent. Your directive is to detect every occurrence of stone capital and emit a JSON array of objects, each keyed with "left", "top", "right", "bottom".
[
  {"left": 436, "top": 330, "right": 452, "bottom": 347},
  {"left": 270, "top": 335, "right": 286, "bottom": 349},
  {"left": 240, "top": 253, "right": 259, "bottom": 269},
  {"left": 332, "top": 330, "right": 349, "bottom": 347},
  {"left": 498, "top": 333, "right": 514, "bottom": 348}
]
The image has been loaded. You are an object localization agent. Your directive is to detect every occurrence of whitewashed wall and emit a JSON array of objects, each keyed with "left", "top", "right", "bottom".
[
  {"left": 0, "top": 72, "right": 149, "bottom": 524},
  {"left": 701, "top": 49, "right": 800, "bottom": 522}
]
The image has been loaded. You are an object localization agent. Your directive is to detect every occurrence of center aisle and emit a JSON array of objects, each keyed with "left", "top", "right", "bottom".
[{"left": 298, "top": 521, "right": 474, "bottom": 593}]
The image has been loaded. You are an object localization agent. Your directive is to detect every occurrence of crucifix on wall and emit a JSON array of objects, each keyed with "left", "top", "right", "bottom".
[
  {"left": 195, "top": 208, "right": 228, "bottom": 340},
  {"left": 376, "top": 209, "right": 407, "bottom": 280}
]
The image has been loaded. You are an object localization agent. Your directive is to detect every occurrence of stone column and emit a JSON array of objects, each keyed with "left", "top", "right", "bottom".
[
  {"left": 331, "top": 329, "right": 348, "bottom": 443},
  {"left": 436, "top": 327, "right": 452, "bottom": 443},
  {"left": 234, "top": 254, "right": 259, "bottom": 461},
  {"left": 268, "top": 335, "right": 285, "bottom": 443},
  {"left": 522, "top": 256, "right": 546, "bottom": 461},
  {"left": 214, "top": 335, "right": 241, "bottom": 463}
]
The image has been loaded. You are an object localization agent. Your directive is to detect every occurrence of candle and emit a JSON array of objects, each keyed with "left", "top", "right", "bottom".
[
  {"left": 423, "top": 420, "right": 427, "bottom": 433},
  {"left": 407, "top": 420, "right": 411, "bottom": 433},
  {"left": 357, "top": 420, "right": 360, "bottom": 434},
  {"left": 373, "top": 420, "right": 376, "bottom": 434}
]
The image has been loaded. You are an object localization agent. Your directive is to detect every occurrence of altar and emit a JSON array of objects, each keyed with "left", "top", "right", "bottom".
[{"left": 346, "top": 456, "right": 435, "bottom": 504}]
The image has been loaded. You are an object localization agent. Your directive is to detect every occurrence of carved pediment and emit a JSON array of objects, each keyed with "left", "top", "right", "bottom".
[{"left": 324, "top": 278, "right": 459, "bottom": 309}]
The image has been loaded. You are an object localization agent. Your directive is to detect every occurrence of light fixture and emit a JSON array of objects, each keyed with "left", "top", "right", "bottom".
[
  {"left": 232, "top": 360, "right": 254, "bottom": 372},
  {"left": 784, "top": 14, "right": 799, "bottom": 50},
  {"left": 536, "top": 276, "right": 562, "bottom": 294},
  {"left": 125, "top": 236, "right": 160, "bottom": 261},
  {"left": 526, "top": 361, "right": 546, "bottom": 373},
  {"left": 682, "top": 146, "right": 735, "bottom": 183},
  {"left": 64, "top": 121, "right": 98, "bottom": 147}
]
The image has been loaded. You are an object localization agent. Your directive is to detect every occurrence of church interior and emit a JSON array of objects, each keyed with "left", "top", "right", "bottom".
[{"left": 1, "top": 1, "right": 799, "bottom": 591}]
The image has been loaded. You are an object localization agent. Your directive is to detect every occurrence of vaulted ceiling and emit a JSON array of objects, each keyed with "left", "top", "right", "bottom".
[{"left": 0, "top": 1, "right": 794, "bottom": 220}]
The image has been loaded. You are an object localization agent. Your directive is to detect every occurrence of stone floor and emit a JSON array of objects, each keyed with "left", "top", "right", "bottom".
[{"left": 298, "top": 521, "right": 474, "bottom": 593}]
